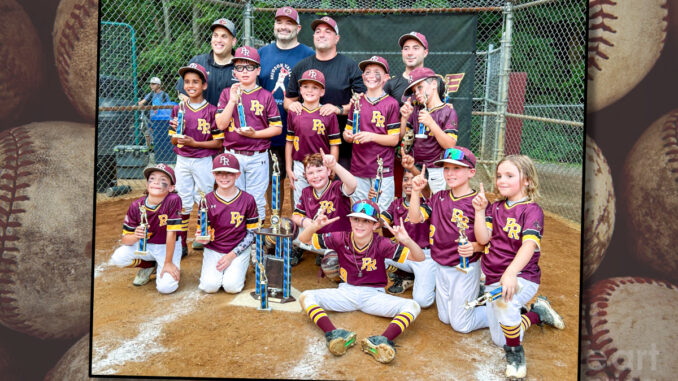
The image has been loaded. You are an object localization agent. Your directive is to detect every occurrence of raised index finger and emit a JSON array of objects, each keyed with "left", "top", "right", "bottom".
[
  {"left": 479, "top": 182, "right": 485, "bottom": 195},
  {"left": 319, "top": 147, "right": 325, "bottom": 156}
]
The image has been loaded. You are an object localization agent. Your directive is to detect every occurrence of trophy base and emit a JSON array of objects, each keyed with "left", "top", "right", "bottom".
[
  {"left": 415, "top": 134, "right": 428, "bottom": 139},
  {"left": 195, "top": 236, "right": 210, "bottom": 241},
  {"left": 134, "top": 250, "right": 148, "bottom": 256},
  {"left": 173, "top": 134, "right": 185, "bottom": 139},
  {"left": 250, "top": 290, "right": 296, "bottom": 305},
  {"left": 256, "top": 227, "right": 295, "bottom": 238},
  {"left": 455, "top": 263, "right": 473, "bottom": 274}
]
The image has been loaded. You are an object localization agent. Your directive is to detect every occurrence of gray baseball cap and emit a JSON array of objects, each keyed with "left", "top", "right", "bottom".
[{"left": 210, "top": 18, "right": 236, "bottom": 37}]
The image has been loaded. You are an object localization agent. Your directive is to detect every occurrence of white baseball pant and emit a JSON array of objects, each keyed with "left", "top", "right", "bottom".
[
  {"left": 198, "top": 247, "right": 251, "bottom": 294},
  {"left": 291, "top": 160, "right": 309, "bottom": 208},
  {"left": 228, "top": 149, "right": 269, "bottom": 222},
  {"left": 174, "top": 155, "right": 215, "bottom": 213},
  {"left": 384, "top": 248, "right": 437, "bottom": 308},
  {"left": 435, "top": 261, "right": 489, "bottom": 333},
  {"left": 353, "top": 176, "right": 395, "bottom": 213},
  {"left": 485, "top": 278, "right": 539, "bottom": 346},
  {"left": 110, "top": 238, "right": 183, "bottom": 294}
]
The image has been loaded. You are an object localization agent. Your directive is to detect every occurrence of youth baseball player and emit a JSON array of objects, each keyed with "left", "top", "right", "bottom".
[{"left": 298, "top": 199, "right": 425, "bottom": 364}]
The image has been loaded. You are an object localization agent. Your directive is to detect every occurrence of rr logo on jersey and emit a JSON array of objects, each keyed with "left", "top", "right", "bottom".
[
  {"left": 318, "top": 200, "right": 335, "bottom": 214},
  {"left": 312, "top": 119, "right": 326, "bottom": 135},
  {"left": 451, "top": 208, "right": 469, "bottom": 229},
  {"left": 371, "top": 111, "right": 385, "bottom": 128},
  {"left": 230, "top": 212, "right": 244, "bottom": 227},
  {"left": 158, "top": 214, "right": 168, "bottom": 226},
  {"left": 197, "top": 118, "right": 210, "bottom": 134},
  {"left": 361, "top": 258, "right": 377, "bottom": 272},
  {"left": 503, "top": 218, "right": 521, "bottom": 240},
  {"left": 250, "top": 100, "right": 264, "bottom": 116}
]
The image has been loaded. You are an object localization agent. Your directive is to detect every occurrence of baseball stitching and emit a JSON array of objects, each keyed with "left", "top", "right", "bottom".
[
  {"left": 0, "top": 127, "right": 36, "bottom": 335},
  {"left": 55, "top": 0, "right": 97, "bottom": 104},
  {"left": 661, "top": 111, "right": 678, "bottom": 182},
  {"left": 584, "top": 277, "right": 678, "bottom": 379}
]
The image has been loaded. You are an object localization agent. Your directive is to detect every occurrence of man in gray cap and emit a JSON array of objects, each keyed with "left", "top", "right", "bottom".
[{"left": 176, "top": 18, "right": 239, "bottom": 106}]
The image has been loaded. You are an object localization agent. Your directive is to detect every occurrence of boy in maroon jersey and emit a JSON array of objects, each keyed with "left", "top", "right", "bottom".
[
  {"left": 343, "top": 56, "right": 400, "bottom": 212},
  {"left": 215, "top": 46, "right": 282, "bottom": 221},
  {"left": 285, "top": 69, "right": 341, "bottom": 207},
  {"left": 110, "top": 164, "right": 184, "bottom": 293},
  {"left": 298, "top": 199, "right": 425, "bottom": 364}
]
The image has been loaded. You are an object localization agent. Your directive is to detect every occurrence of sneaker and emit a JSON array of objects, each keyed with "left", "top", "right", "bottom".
[
  {"left": 133, "top": 264, "right": 157, "bottom": 286},
  {"left": 289, "top": 248, "right": 304, "bottom": 267},
  {"left": 192, "top": 241, "right": 204, "bottom": 250},
  {"left": 181, "top": 246, "right": 188, "bottom": 259},
  {"left": 315, "top": 253, "right": 322, "bottom": 266},
  {"left": 361, "top": 335, "right": 396, "bottom": 364},
  {"left": 503, "top": 345, "right": 526, "bottom": 379},
  {"left": 530, "top": 296, "right": 565, "bottom": 329},
  {"left": 324, "top": 329, "right": 357, "bottom": 356},
  {"left": 388, "top": 276, "right": 414, "bottom": 294}
]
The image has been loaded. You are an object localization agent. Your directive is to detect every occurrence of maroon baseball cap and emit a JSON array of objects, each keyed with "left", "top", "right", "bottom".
[
  {"left": 347, "top": 199, "right": 380, "bottom": 223},
  {"left": 210, "top": 18, "right": 236, "bottom": 37},
  {"left": 143, "top": 163, "right": 176, "bottom": 185},
  {"left": 435, "top": 147, "right": 476, "bottom": 169},
  {"left": 299, "top": 69, "right": 326, "bottom": 88},
  {"left": 398, "top": 31, "right": 428, "bottom": 50},
  {"left": 212, "top": 153, "right": 240, "bottom": 173},
  {"left": 234, "top": 46, "right": 260, "bottom": 65},
  {"left": 311, "top": 16, "right": 339, "bottom": 34},
  {"left": 403, "top": 67, "right": 438, "bottom": 96},
  {"left": 359, "top": 55, "right": 390, "bottom": 75},
  {"left": 275, "top": 6, "right": 300, "bottom": 24},
  {"left": 178, "top": 63, "right": 208, "bottom": 82}
]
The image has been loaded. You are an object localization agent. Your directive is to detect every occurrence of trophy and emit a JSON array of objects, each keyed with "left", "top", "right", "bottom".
[
  {"left": 372, "top": 156, "right": 384, "bottom": 204},
  {"left": 196, "top": 191, "right": 211, "bottom": 242},
  {"left": 401, "top": 127, "right": 415, "bottom": 154},
  {"left": 174, "top": 101, "right": 186, "bottom": 138},
  {"left": 454, "top": 215, "right": 471, "bottom": 273},
  {"left": 351, "top": 91, "right": 362, "bottom": 135},
  {"left": 236, "top": 86, "right": 249, "bottom": 130},
  {"left": 464, "top": 287, "right": 503, "bottom": 310},
  {"left": 415, "top": 92, "right": 429, "bottom": 139},
  {"left": 270, "top": 152, "right": 281, "bottom": 233},
  {"left": 134, "top": 205, "right": 149, "bottom": 256}
]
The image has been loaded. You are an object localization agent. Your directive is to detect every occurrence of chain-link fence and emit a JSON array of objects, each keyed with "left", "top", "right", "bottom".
[{"left": 98, "top": 0, "right": 585, "bottom": 223}]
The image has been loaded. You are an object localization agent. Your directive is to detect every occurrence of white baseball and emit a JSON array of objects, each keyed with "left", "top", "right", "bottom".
[
  {"left": 0, "top": 122, "right": 93, "bottom": 339},
  {"left": 53, "top": 0, "right": 98, "bottom": 122},
  {"left": 0, "top": 0, "right": 42, "bottom": 122},
  {"left": 625, "top": 109, "right": 678, "bottom": 278},
  {"left": 582, "top": 277, "right": 678, "bottom": 379},
  {"left": 587, "top": 0, "right": 668, "bottom": 112},
  {"left": 583, "top": 135, "right": 615, "bottom": 280}
]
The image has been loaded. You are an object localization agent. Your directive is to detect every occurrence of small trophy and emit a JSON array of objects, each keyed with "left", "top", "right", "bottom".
[
  {"left": 352, "top": 91, "right": 362, "bottom": 135},
  {"left": 465, "top": 287, "right": 503, "bottom": 310},
  {"left": 236, "top": 87, "right": 248, "bottom": 129},
  {"left": 454, "top": 215, "right": 471, "bottom": 273},
  {"left": 415, "top": 92, "right": 429, "bottom": 139},
  {"left": 270, "top": 152, "right": 281, "bottom": 233},
  {"left": 196, "top": 191, "right": 211, "bottom": 242},
  {"left": 174, "top": 101, "right": 186, "bottom": 139},
  {"left": 372, "top": 156, "right": 384, "bottom": 204},
  {"left": 134, "top": 205, "right": 149, "bottom": 256},
  {"left": 402, "top": 127, "right": 415, "bottom": 154}
]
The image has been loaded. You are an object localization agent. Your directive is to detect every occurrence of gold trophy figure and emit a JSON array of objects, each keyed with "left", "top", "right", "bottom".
[
  {"left": 351, "top": 91, "right": 362, "bottom": 135},
  {"left": 134, "top": 205, "right": 149, "bottom": 256},
  {"left": 372, "top": 156, "right": 384, "bottom": 204},
  {"left": 196, "top": 191, "right": 211, "bottom": 241},
  {"left": 415, "top": 92, "right": 429, "bottom": 139}
]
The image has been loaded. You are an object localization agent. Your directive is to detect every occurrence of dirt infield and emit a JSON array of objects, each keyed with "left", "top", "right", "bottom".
[{"left": 92, "top": 184, "right": 580, "bottom": 380}]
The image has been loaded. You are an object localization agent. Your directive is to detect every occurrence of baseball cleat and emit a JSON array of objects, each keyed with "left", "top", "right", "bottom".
[
  {"left": 192, "top": 241, "right": 204, "bottom": 250},
  {"left": 325, "top": 329, "right": 357, "bottom": 356},
  {"left": 503, "top": 345, "right": 526, "bottom": 379},
  {"left": 289, "top": 248, "right": 304, "bottom": 267},
  {"left": 361, "top": 335, "right": 396, "bottom": 364},
  {"left": 181, "top": 246, "right": 188, "bottom": 259},
  {"left": 133, "top": 264, "right": 157, "bottom": 286},
  {"left": 531, "top": 296, "right": 565, "bottom": 329},
  {"left": 387, "top": 277, "right": 414, "bottom": 294}
]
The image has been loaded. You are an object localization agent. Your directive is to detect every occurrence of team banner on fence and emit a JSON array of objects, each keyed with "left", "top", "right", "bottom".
[{"left": 299, "top": 13, "right": 477, "bottom": 147}]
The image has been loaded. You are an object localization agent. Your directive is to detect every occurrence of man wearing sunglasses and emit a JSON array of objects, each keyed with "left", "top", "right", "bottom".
[{"left": 297, "top": 199, "right": 425, "bottom": 364}]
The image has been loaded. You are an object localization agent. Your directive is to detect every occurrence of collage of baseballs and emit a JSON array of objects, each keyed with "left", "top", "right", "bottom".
[{"left": 0, "top": 0, "right": 671, "bottom": 380}]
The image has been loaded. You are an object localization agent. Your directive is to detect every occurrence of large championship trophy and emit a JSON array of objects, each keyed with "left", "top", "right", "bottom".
[
  {"left": 372, "top": 156, "right": 384, "bottom": 204},
  {"left": 251, "top": 152, "right": 297, "bottom": 308},
  {"left": 134, "top": 205, "right": 149, "bottom": 256}
]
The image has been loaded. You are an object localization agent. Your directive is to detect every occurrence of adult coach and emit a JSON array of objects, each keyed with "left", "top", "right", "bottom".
[
  {"left": 258, "top": 6, "right": 314, "bottom": 205},
  {"left": 284, "top": 16, "right": 366, "bottom": 169},
  {"left": 176, "top": 18, "right": 239, "bottom": 106}
]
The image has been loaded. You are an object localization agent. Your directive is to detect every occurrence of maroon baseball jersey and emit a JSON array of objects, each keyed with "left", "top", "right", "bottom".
[
  {"left": 481, "top": 200, "right": 544, "bottom": 285},
  {"left": 217, "top": 86, "right": 282, "bottom": 151},
  {"left": 406, "top": 103, "right": 459, "bottom": 167},
  {"left": 381, "top": 196, "right": 430, "bottom": 249},
  {"left": 200, "top": 189, "right": 260, "bottom": 254},
  {"left": 169, "top": 102, "right": 223, "bottom": 158},
  {"left": 286, "top": 106, "right": 341, "bottom": 162},
  {"left": 293, "top": 180, "right": 351, "bottom": 234},
  {"left": 419, "top": 189, "right": 481, "bottom": 267},
  {"left": 122, "top": 193, "right": 183, "bottom": 244},
  {"left": 311, "top": 231, "right": 410, "bottom": 288},
  {"left": 345, "top": 94, "right": 400, "bottom": 178}
]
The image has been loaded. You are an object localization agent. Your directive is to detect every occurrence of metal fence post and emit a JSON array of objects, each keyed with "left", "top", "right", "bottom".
[
  {"left": 495, "top": 1, "right": 514, "bottom": 162},
  {"left": 243, "top": 1, "right": 253, "bottom": 47}
]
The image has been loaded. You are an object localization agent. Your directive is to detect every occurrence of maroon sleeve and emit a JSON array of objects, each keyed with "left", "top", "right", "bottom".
[
  {"left": 266, "top": 92, "right": 281, "bottom": 120},
  {"left": 217, "top": 87, "right": 230, "bottom": 113}
]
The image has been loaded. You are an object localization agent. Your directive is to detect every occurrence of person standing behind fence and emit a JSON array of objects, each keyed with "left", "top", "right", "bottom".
[
  {"left": 284, "top": 16, "right": 365, "bottom": 171},
  {"left": 258, "top": 6, "right": 314, "bottom": 211},
  {"left": 176, "top": 18, "right": 239, "bottom": 106},
  {"left": 140, "top": 77, "right": 176, "bottom": 164}
]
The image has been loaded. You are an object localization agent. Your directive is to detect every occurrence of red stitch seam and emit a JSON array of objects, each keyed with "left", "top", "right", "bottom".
[
  {"left": 662, "top": 112, "right": 678, "bottom": 183},
  {"left": 587, "top": 0, "right": 617, "bottom": 80}
]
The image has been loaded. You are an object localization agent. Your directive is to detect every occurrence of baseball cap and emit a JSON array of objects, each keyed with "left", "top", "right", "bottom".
[
  {"left": 434, "top": 147, "right": 476, "bottom": 169},
  {"left": 398, "top": 31, "right": 429, "bottom": 50},
  {"left": 403, "top": 67, "right": 438, "bottom": 96},
  {"left": 275, "top": 6, "right": 300, "bottom": 24},
  {"left": 234, "top": 46, "right": 260, "bottom": 66},
  {"left": 311, "top": 16, "right": 339, "bottom": 34},
  {"left": 178, "top": 63, "right": 208, "bottom": 82},
  {"left": 299, "top": 69, "right": 326, "bottom": 88},
  {"left": 149, "top": 77, "right": 161, "bottom": 84},
  {"left": 143, "top": 163, "right": 176, "bottom": 185},
  {"left": 358, "top": 55, "right": 390, "bottom": 75},
  {"left": 210, "top": 18, "right": 236, "bottom": 37},
  {"left": 347, "top": 200, "right": 380, "bottom": 223},
  {"left": 212, "top": 153, "right": 240, "bottom": 173}
]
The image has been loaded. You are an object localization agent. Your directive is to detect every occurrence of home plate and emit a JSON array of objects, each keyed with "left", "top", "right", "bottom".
[{"left": 230, "top": 287, "right": 302, "bottom": 312}]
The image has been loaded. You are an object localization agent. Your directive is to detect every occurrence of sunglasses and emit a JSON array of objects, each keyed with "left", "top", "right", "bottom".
[
  {"left": 443, "top": 148, "right": 465, "bottom": 161},
  {"left": 351, "top": 202, "right": 378, "bottom": 218},
  {"left": 234, "top": 64, "right": 258, "bottom": 72}
]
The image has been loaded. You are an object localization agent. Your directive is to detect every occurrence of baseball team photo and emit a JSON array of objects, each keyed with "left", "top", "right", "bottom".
[{"left": 92, "top": 1, "right": 585, "bottom": 379}]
